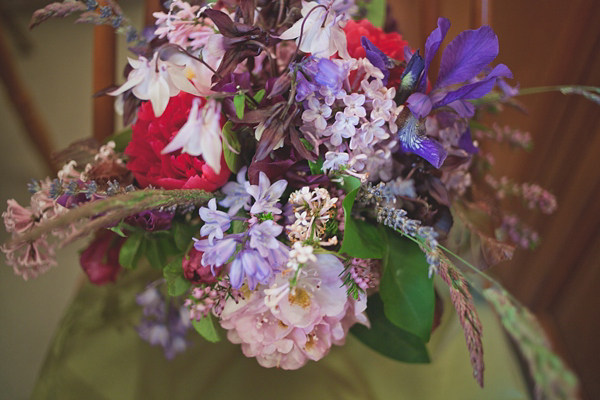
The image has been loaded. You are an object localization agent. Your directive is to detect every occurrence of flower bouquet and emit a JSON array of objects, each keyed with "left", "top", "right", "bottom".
[{"left": 6, "top": 0, "right": 599, "bottom": 397}]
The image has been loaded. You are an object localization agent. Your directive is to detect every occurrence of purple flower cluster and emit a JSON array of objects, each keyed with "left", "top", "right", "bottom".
[
  {"left": 136, "top": 285, "right": 191, "bottom": 359},
  {"left": 194, "top": 171, "right": 289, "bottom": 289}
]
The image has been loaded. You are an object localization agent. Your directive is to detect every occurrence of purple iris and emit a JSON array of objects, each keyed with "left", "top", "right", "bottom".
[
  {"left": 360, "top": 36, "right": 394, "bottom": 85},
  {"left": 407, "top": 17, "right": 513, "bottom": 119},
  {"left": 397, "top": 18, "right": 512, "bottom": 168}
]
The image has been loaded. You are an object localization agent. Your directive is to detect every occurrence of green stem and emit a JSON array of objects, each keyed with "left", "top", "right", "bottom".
[{"left": 516, "top": 85, "right": 599, "bottom": 96}]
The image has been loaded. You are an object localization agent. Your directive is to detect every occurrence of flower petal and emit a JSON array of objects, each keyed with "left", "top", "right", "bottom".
[
  {"left": 434, "top": 63, "right": 512, "bottom": 107},
  {"left": 419, "top": 17, "right": 451, "bottom": 92},
  {"left": 435, "top": 25, "right": 499, "bottom": 89}
]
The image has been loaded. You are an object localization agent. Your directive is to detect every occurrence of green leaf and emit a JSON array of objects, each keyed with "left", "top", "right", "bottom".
[
  {"left": 104, "top": 127, "right": 132, "bottom": 153},
  {"left": 338, "top": 187, "right": 385, "bottom": 259},
  {"left": 234, "top": 93, "right": 245, "bottom": 119},
  {"left": 253, "top": 89, "right": 266, "bottom": 103},
  {"left": 108, "top": 223, "right": 127, "bottom": 238},
  {"left": 163, "top": 256, "right": 191, "bottom": 296},
  {"left": 341, "top": 175, "right": 361, "bottom": 193},
  {"left": 351, "top": 293, "right": 430, "bottom": 363},
  {"left": 379, "top": 229, "right": 435, "bottom": 342},
  {"left": 363, "top": 0, "right": 386, "bottom": 28},
  {"left": 145, "top": 237, "right": 167, "bottom": 269},
  {"left": 192, "top": 314, "right": 221, "bottom": 342},
  {"left": 118, "top": 233, "right": 143, "bottom": 269},
  {"left": 222, "top": 122, "right": 241, "bottom": 173},
  {"left": 299, "top": 138, "right": 314, "bottom": 151},
  {"left": 174, "top": 221, "right": 198, "bottom": 252},
  {"left": 308, "top": 155, "right": 323, "bottom": 175}
]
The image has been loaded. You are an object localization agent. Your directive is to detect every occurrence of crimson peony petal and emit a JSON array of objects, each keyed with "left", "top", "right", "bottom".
[{"left": 125, "top": 92, "right": 230, "bottom": 191}]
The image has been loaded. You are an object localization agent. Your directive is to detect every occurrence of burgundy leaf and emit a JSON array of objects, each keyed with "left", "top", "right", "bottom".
[
  {"left": 289, "top": 125, "right": 316, "bottom": 162},
  {"left": 202, "top": 8, "right": 238, "bottom": 37},
  {"left": 255, "top": 119, "right": 285, "bottom": 161}
]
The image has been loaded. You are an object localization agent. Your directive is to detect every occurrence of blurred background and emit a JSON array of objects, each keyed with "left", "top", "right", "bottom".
[{"left": 0, "top": 0, "right": 598, "bottom": 399}]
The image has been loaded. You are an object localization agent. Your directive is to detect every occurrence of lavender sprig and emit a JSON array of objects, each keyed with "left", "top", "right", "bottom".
[
  {"left": 484, "top": 288, "right": 579, "bottom": 400},
  {"left": 29, "top": 1, "right": 86, "bottom": 29},
  {"left": 438, "top": 261, "right": 484, "bottom": 387}
]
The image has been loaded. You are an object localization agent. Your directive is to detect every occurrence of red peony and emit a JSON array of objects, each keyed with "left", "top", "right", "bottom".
[
  {"left": 80, "top": 230, "right": 125, "bottom": 285},
  {"left": 125, "top": 92, "right": 230, "bottom": 191},
  {"left": 344, "top": 19, "right": 408, "bottom": 61},
  {"left": 182, "top": 247, "right": 222, "bottom": 284},
  {"left": 344, "top": 20, "right": 409, "bottom": 88}
]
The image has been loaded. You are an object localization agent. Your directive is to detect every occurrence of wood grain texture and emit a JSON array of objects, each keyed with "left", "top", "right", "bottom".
[{"left": 387, "top": 1, "right": 600, "bottom": 397}]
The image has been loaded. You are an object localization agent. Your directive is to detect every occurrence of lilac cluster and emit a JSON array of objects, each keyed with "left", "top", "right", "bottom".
[
  {"left": 343, "top": 258, "right": 381, "bottom": 294},
  {"left": 136, "top": 285, "right": 191, "bottom": 359},
  {"left": 184, "top": 279, "right": 243, "bottom": 320},
  {"left": 498, "top": 214, "right": 540, "bottom": 250},
  {"left": 297, "top": 56, "right": 399, "bottom": 182},
  {"left": 486, "top": 176, "right": 557, "bottom": 214},
  {"left": 473, "top": 124, "right": 533, "bottom": 151},
  {"left": 194, "top": 171, "right": 289, "bottom": 289}
]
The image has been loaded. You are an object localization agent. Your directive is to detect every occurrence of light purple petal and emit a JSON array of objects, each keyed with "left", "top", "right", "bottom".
[
  {"left": 418, "top": 17, "right": 451, "bottom": 92},
  {"left": 435, "top": 25, "right": 499, "bottom": 89},
  {"left": 458, "top": 128, "right": 479, "bottom": 154},
  {"left": 230, "top": 258, "right": 244, "bottom": 289},
  {"left": 434, "top": 64, "right": 512, "bottom": 107},
  {"left": 406, "top": 92, "right": 433, "bottom": 119},
  {"left": 446, "top": 99, "right": 475, "bottom": 117}
]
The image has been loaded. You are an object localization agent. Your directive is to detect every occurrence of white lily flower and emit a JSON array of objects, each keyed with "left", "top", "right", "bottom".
[
  {"left": 279, "top": 0, "right": 350, "bottom": 59},
  {"left": 161, "top": 98, "right": 224, "bottom": 174},
  {"left": 109, "top": 52, "right": 201, "bottom": 117}
]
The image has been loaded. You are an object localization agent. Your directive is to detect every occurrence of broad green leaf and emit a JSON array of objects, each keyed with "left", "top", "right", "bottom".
[
  {"left": 363, "top": 0, "right": 386, "bottom": 28},
  {"left": 192, "top": 314, "right": 221, "bottom": 342},
  {"left": 338, "top": 187, "right": 385, "bottom": 259},
  {"left": 341, "top": 175, "right": 361, "bottom": 193},
  {"left": 174, "top": 221, "right": 198, "bottom": 252},
  {"left": 253, "top": 89, "right": 266, "bottom": 103},
  {"left": 163, "top": 256, "right": 191, "bottom": 296},
  {"left": 145, "top": 237, "right": 167, "bottom": 269},
  {"left": 234, "top": 93, "right": 245, "bottom": 119},
  {"left": 379, "top": 229, "right": 435, "bottom": 342},
  {"left": 351, "top": 293, "right": 430, "bottom": 363},
  {"left": 157, "top": 236, "right": 180, "bottom": 259},
  {"left": 308, "top": 155, "right": 323, "bottom": 175},
  {"left": 118, "top": 233, "right": 143, "bottom": 269},
  {"left": 222, "top": 122, "right": 241, "bottom": 173}
]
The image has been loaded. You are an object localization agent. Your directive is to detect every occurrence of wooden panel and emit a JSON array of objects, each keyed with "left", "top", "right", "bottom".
[
  {"left": 554, "top": 232, "right": 600, "bottom": 399},
  {"left": 390, "top": 1, "right": 600, "bottom": 397}
]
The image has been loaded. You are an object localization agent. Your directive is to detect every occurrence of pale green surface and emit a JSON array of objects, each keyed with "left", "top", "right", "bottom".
[{"left": 31, "top": 268, "right": 530, "bottom": 400}]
